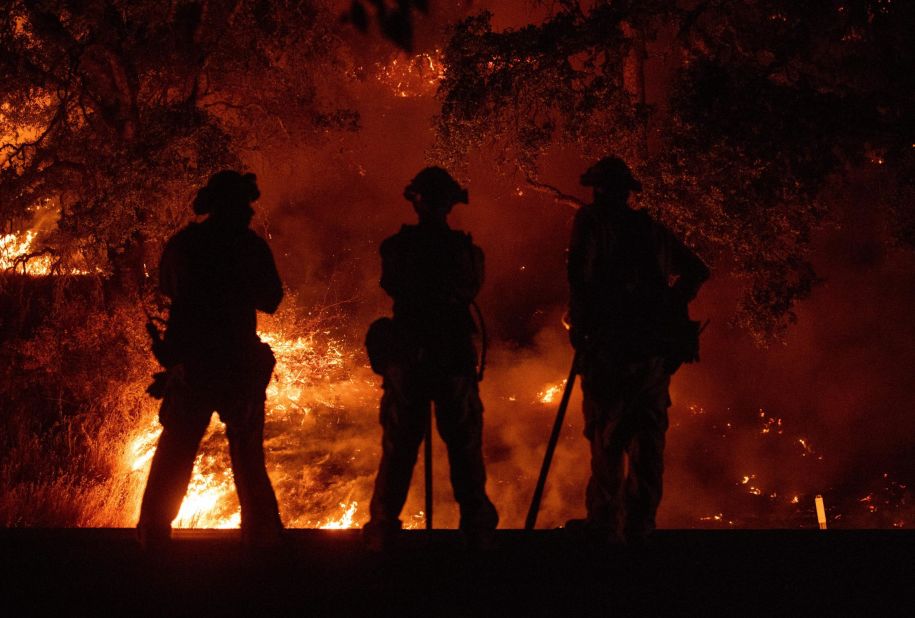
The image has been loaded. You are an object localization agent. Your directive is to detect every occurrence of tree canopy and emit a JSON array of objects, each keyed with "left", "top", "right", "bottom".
[
  {"left": 3, "top": 1, "right": 913, "bottom": 341},
  {"left": 433, "top": 0, "right": 915, "bottom": 342},
  {"left": 1, "top": 0, "right": 356, "bottom": 283},
  {"left": 342, "top": 0, "right": 429, "bottom": 52}
]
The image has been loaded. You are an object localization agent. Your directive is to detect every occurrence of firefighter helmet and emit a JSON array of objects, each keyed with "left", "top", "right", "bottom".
[
  {"left": 404, "top": 166, "right": 468, "bottom": 206},
  {"left": 580, "top": 157, "right": 642, "bottom": 192},
  {"left": 193, "top": 170, "right": 260, "bottom": 215}
]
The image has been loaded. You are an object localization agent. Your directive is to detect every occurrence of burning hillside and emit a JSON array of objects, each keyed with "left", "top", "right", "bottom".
[
  {"left": 4, "top": 247, "right": 910, "bottom": 531},
  {"left": 1, "top": 184, "right": 914, "bottom": 533},
  {"left": 2, "top": 2, "right": 914, "bottom": 534}
]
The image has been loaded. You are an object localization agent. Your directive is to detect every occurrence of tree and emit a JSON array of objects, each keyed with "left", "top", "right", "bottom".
[
  {"left": 342, "top": 0, "right": 429, "bottom": 52},
  {"left": 0, "top": 0, "right": 357, "bottom": 288},
  {"left": 0, "top": 0, "right": 362, "bottom": 527},
  {"left": 433, "top": 0, "right": 915, "bottom": 342}
]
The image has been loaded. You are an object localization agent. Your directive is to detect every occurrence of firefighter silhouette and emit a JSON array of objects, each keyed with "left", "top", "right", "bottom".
[
  {"left": 138, "top": 171, "right": 283, "bottom": 548},
  {"left": 363, "top": 167, "right": 498, "bottom": 549},
  {"left": 567, "top": 157, "right": 709, "bottom": 544}
]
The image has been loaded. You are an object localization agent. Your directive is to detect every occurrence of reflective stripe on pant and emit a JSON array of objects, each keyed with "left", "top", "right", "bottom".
[
  {"left": 138, "top": 368, "right": 281, "bottom": 533},
  {"left": 368, "top": 368, "right": 498, "bottom": 531},
  {"left": 581, "top": 356, "right": 670, "bottom": 537}
]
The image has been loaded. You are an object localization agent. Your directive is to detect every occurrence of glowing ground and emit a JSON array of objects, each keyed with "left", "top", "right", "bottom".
[{"left": 2, "top": 529, "right": 912, "bottom": 615}]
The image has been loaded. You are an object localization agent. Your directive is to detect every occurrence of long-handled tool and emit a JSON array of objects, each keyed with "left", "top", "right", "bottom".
[
  {"left": 525, "top": 350, "right": 580, "bottom": 530},
  {"left": 425, "top": 410, "right": 433, "bottom": 529}
]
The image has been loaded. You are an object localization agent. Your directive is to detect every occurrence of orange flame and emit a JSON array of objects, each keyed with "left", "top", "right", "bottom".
[{"left": 0, "top": 231, "right": 53, "bottom": 274}]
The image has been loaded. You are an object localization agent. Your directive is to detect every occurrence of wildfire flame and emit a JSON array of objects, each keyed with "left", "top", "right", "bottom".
[
  {"left": 3, "top": 238, "right": 909, "bottom": 529},
  {"left": 319, "top": 501, "right": 359, "bottom": 529},
  {"left": 123, "top": 320, "right": 381, "bottom": 529},
  {"left": 538, "top": 380, "right": 566, "bottom": 404},
  {"left": 375, "top": 49, "right": 444, "bottom": 98},
  {"left": 1, "top": 229, "right": 100, "bottom": 275},
  {"left": 0, "top": 231, "right": 53, "bottom": 274}
]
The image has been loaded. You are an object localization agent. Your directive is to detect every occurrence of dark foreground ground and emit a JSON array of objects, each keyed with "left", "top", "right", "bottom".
[{"left": 1, "top": 529, "right": 913, "bottom": 616}]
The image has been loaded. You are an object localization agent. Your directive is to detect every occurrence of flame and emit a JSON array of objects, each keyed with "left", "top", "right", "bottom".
[
  {"left": 375, "top": 49, "right": 444, "bottom": 98},
  {"left": 124, "top": 321, "right": 378, "bottom": 529},
  {"left": 0, "top": 231, "right": 53, "bottom": 274},
  {"left": 403, "top": 511, "right": 426, "bottom": 530},
  {"left": 538, "top": 380, "right": 566, "bottom": 404},
  {"left": 43, "top": 316, "right": 915, "bottom": 529},
  {"left": 128, "top": 420, "right": 161, "bottom": 473},
  {"left": 175, "top": 452, "right": 240, "bottom": 529},
  {"left": 319, "top": 501, "right": 358, "bottom": 529},
  {"left": 126, "top": 417, "right": 241, "bottom": 528},
  {"left": 7, "top": 248, "right": 906, "bottom": 529},
  {"left": 1, "top": 228, "right": 101, "bottom": 275}
]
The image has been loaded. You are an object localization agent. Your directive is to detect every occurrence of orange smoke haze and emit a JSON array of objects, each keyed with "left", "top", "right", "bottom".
[
  {"left": 2, "top": 2, "right": 912, "bottom": 530},
  {"left": 223, "top": 14, "right": 913, "bottom": 528}
]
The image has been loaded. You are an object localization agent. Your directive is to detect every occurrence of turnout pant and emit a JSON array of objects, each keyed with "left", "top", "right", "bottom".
[
  {"left": 580, "top": 355, "right": 670, "bottom": 539},
  {"left": 367, "top": 368, "right": 498, "bottom": 531},
  {"left": 138, "top": 368, "right": 281, "bottom": 536}
]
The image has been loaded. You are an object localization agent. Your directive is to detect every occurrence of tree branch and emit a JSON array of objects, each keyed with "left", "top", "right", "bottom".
[
  {"left": 524, "top": 172, "right": 586, "bottom": 208},
  {"left": 1, "top": 95, "right": 70, "bottom": 169}
]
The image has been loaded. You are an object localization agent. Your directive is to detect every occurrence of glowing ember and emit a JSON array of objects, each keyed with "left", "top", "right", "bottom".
[
  {"left": 758, "top": 409, "right": 783, "bottom": 435},
  {"left": 538, "top": 380, "right": 566, "bottom": 404},
  {"left": 376, "top": 49, "right": 444, "bottom": 98}
]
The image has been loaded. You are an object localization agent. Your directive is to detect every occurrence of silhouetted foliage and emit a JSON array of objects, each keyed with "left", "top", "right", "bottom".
[
  {"left": 342, "top": 0, "right": 429, "bottom": 52},
  {"left": 0, "top": 276, "right": 155, "bottom": 525},
  {"left": 434, "top": 0, "right": 915, "bottom": 342},
  {"left": 1, "top": 0, "right": 357, "bottom": 285}
]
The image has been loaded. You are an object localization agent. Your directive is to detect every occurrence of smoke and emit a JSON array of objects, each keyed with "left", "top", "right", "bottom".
[
  {"left": 6, "top": 2, "right": 908, "bottom": 530},
  {"left": 223, "top": 10, "right": 915, "bottom": 529}
]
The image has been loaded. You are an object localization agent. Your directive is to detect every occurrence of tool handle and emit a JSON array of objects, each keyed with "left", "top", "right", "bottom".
[
  {"left": 425, "top": 410, "right": 433, "bottom": 529},
  {"left": 525, "top": 351, "right": 579, "bottom": 530}
]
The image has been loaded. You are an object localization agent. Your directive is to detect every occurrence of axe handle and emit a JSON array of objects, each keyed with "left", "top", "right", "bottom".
[{"left": 525, "top": 351, "right": 580, "bottom": 530}]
